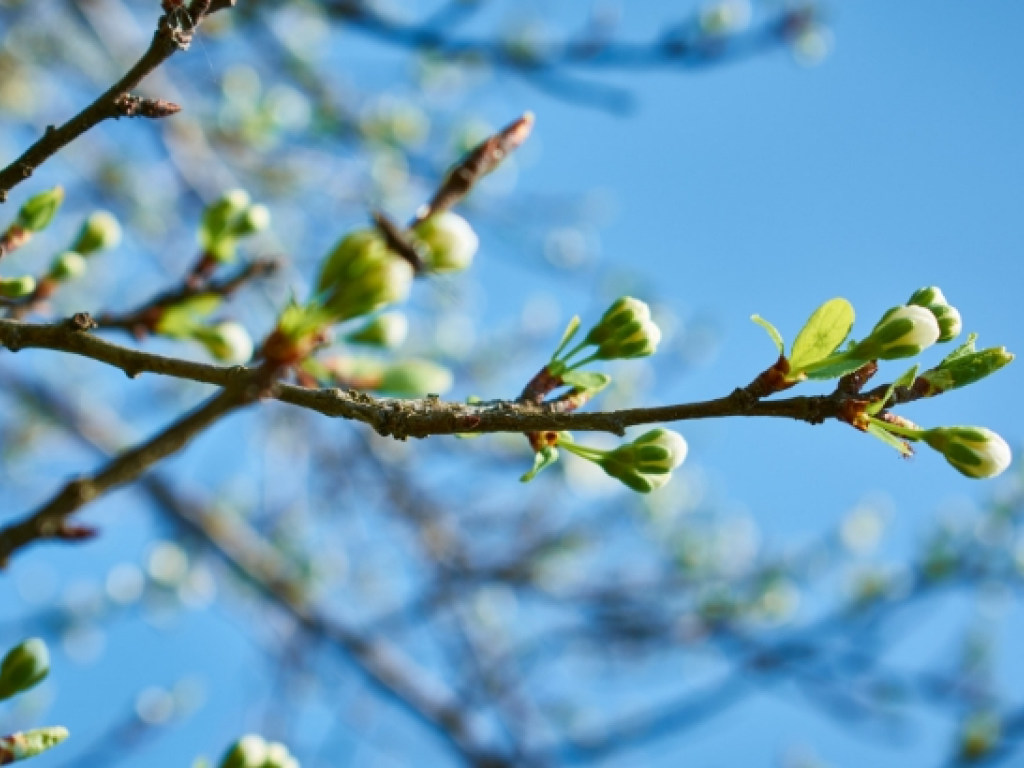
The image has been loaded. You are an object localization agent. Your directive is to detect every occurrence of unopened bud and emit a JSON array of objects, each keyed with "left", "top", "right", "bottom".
[
  {"left": 229, "top": 204, "right": 270, "bottom": 237},
  {"left": 853, "top": 305, "right": 940, "bottom": 360},
  {"left": 219, "top": 734, "right": 268, "bottom": 768},
  {"left": 0, "top": 726, "right": 69, "bottom": 762},
  {"left": 597, "top": 428, "right": 687, "bottom": 493},
  {"left": 200, "top": 190, "right": 251, "bottom": 261},
  {"left": 0, "top": 275, "right": 36, "bottom": 299},
  {"left": 411, "top": 212, "right": 479, "bottom": 273},
  {"left": 378, "top": 359, "right": 453, "bottom": 397},
  {"left": 16, "top": 186, "right": 64, "bottom": 232},
  {"left": 0, "top": 638, "right": 50, "bottom": 701},
  {"left": 906, "top": 286, "right": 961, "bottom": 342},
  {"left": 583, "top": 297, "right": 661, "bottom": 360},
  {"left": 193, "top": 322, "right": 254, "bottom": 364},
  {"left": 923, "top": 426, "right": 1012, "bottom": 479},
  {"left": 346, "top": 312, "right": 408, "bottom": 348},
  {"left": 919, "top": 345, "right": 1014, "bottom": 396},
  {"left": 263, "top": 742, "right": 300, "bottom": 768},
  {"left": 49, "top": 251, "right": 87, "bottom": 281},
  {"left": 71, "top": 211, "right": 121, "bottom": 255},
  {"left": 316, "top": 229, "right": 414, "bottom": 321}
]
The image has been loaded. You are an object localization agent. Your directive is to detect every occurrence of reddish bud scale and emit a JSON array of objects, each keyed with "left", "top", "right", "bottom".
[
  {"left": 519, "top": 366, "right": 564, "bottom": 404},
  {"left": 745, "top": 355, "right": 796, "bottom": 398}
]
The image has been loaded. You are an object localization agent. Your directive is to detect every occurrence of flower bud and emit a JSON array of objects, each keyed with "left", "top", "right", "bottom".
[
  {"left": 597, "top": 429, "right": 687, "bottom": 493},
  {"left": 0, "top": 726, "right": 69, "bottom": 762},
  {"left": 230, "top": 204, "right": 270, "bottom": 237},
  {"left": 346, "top": 312, "right": 408, "bottom": 348},
  {"left": 202, "top": 190, "right": 250, "bottom": 240},
  {"left": 584, "top": 297, "right": 651, "bottom": 346},
  {"left": 411, "top": 212, "right": 479, "bottom": 273},
  {"left": 923, "top": 426, "right": 1012, "bottom": 479},
  {"left": 192, "top": 322, "right": 254, "bottom": 364},
  {"left": 316, "top": 229, "right": 414, "bottom": 321},
  {"left": 582, "top": 297, "right": 661, "bottom": 360},
  {"left": 71, "top": 211, "right": 121, "bottom": 255},
  {"left": 907, "top": 286, "right": 961, "bottom": 342},
  {"left": 0, "top": 275, "right": 36, "bottom": 299},
  {"left": 918, "top": 346, "right": 1014, "bottom": 396},
  {"left": 16, "top": 186, "right": 64, "bottom": 232},
  {"left": 0, "top": 638, "right": 50, "bottom": 700},
  {"left": 49, "top": 251, "right": 88, "bottom": 281},
  {"left": 263, "top": 741, "right": 300, "bottom": 768},
  {"left": 219, "top": 734, "right": 268, "bottom": 768},
  {"left": 378, "top": 358, "right": 453, "bottom": 397},
  {"left": 853, "top": 305, "right": 940, "bottom": 360}
]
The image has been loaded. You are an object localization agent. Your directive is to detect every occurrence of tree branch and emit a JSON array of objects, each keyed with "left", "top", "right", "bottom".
[{"left": 0, "top": 0, "right": 234, "bottom": 202}]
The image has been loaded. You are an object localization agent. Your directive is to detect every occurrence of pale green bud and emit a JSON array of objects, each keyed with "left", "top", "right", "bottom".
[
  {"left": 16, "top": 186, "right": 63, "bottom": 232},
  {"left": 907, "top": 286, "right": 961, "bottom": 342},
  {"left": 584, "top": 297, "right": 651, "bottom": 346},
  {"left": 229, "top": 204, "right": 270, "bottom": 237},
  {"left": 71, "top": 211, "right": 121, "bottom": 255},
  {"left": 49, "top": 250, "right": 88, "bottom": 281},
  {"left": 0, "top": 638, "right": 50, "bottom": 701},
  {"left": 219, "top": 734, "right": 268, "bottom": 768},
  {"left": 919, "top": 346, "right": 1014, "bottom": 395},
  {"left": 378, "top": 359, "right": 453, "bottom": 397},
  {"left": 200, "top": 190, "right": 251, "bottom": 261},
  {"left": 0, "top": 726, "right": 69, "bottom": 762},
  {"left": 0, "top": 275, "right": 36, "bottom": 299},
  {"left": 193, "top": 322, "right": 254, "bottom": 364},
  {"left": 263, "top": 742, "right": 299, "bottom": 768},
  {"left": 923, "top": 426, "right": 1012, "bottom": 479},
  {"left": 316, "top": 229, "right": 414, "bottom": 321},
  {"left": 412, "top": 212, "right": 479, "bottom": 273},
  {"left": 346, "top": 312, "right": 408, "bottom": 348},
  {"left": 597, "top": 429, "right": 687, "bottom": 493},
  {"left": 854, "top": 305, "right": 940, "bottom": 360}
]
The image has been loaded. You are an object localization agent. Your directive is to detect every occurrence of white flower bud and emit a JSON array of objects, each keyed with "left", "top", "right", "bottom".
[
  {"left": 412, "top": 212, "right": 479, "bottom": 273},
  {"left": 924, "top": 426, "right": 1012, "bottom": 479},
  {"left": 856, "top": 305, "right": 940, "bottom": 360}
]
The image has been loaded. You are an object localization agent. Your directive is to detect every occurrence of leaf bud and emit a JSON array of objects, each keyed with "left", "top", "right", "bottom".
[
  {"left": 411, "top": 212, "right": 479, "bottom": 273},
  {"left": 0, "top": 638, "right": 50, "bottom": 701},
  {"left": 923, "top": 426, "right": 1012, "bottom": 479},
  {"left": 71, "top": 211, "right": 122, "bottom": 255},
  {"left": 918, "top": 345, "right": 1014, "bottom": 396},
  {"left": 907, "top": 285, "right": 961, "bottom": 342},
  {"left": 16, "top": 186, "right": 64, "bottom": 232}
]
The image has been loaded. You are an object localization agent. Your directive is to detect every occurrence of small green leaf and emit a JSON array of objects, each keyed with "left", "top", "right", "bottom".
[
  {"left": 789, "top": 298, "right": 855, "bottom": 371},
  {"left": 938, "top": 332, "right": 978, "bottom": 365},
  {"left": 551, "top": 315, "right": 582, "bottom": 362},
  {"left": 866, "top": 422, "right": 913, "bottom": 457},
  {"left": 750, "top": 314, "right": 785, "bottom": 355},
  {"left": 156, "top": 294, "right": 224, "bottom": 337},
  {"left": 560, "top": 370, "right": 611, "bottom": 393},
  {"left": 803, "top": 357, "right": 867, "bottom": 381},
  {"left": 868, "top": 364, "right": 919, "bottom": 416},
  {"left": 520, "top": 446, "right": 559, "bottom": 482},
  {"left": 894, "top": 364, "right": 919, "bottom": 389}
]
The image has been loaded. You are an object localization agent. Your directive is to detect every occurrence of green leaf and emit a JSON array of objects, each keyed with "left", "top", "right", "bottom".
[
  {"left": 865, "top": 422, "right": 913, "bottom": 457},
  {"left": 803, "top": 357, "right": 867, "bottom": 381},
  {"left": 750, "top": 314, "right": 785, "bottom": 355},
  {"left": 894, "top": 363, "right": 919, "bottom": 389},
  {"left": 789, "top": 298, "right": 855, "bottom": 371},
  {"left": 560, "top": 370, "right": 611, "bottom": 393},
  {"left": 550, "top": 315, "right": 582, "bottom": 362},
  {"left": 868, "top": 364, "right": 919, "bottom": 416},
  {"left": 520, "top": 446, "right": 559, "bottom": 482},
  {"left": 938, "top": 332, "right": 978, "bottom": 365}
]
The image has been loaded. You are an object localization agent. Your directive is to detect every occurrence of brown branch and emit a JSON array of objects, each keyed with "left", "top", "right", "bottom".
[
  {"left": 0, "top": 316, "right": 901, "bottom": 441},
  {"left": 0, "top": 363, "right": 276, "bottom": 565},
  {"left": 0, "top": 0, "right": 234, "bottom": 202}
]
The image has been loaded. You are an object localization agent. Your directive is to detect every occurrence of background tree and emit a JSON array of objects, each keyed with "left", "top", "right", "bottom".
[{"left": 0, "top": 1, "right": 1022, "bottom": 766}]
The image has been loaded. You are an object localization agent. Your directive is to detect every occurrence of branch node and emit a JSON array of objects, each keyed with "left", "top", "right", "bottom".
[{"left": 67, "top": 312, "right": 98, "bottom": 331}]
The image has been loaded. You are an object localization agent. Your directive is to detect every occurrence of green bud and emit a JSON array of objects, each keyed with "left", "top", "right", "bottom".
[
  {"left": 229, "top": 204, "right": 270, "bottom": 237},
  {"left": 0, "top": 275, "right": 36, "bottom": 299},
  {"left": 907, "top": 286, "right": 947, "bottom": 308},
  {"left": 0, "top": 638, "right": 50, "bottom": 700},
  {"left": 0, "top": 726, "right": 69, "bottom": 762},
  {"left": 580, "top": 297, "right": 661, "bottom": 361},
  {"left": 919, "top": 345, "right": 1014, "bottom": 396},
  {"left": 16, "top": 186, "right": 64, "bottom": 232},
  {"left": 906, "top": 286, "right": 961, "bottom": 342},
  {"left": 219, "top": 734, "right": 268, "bottom": 768},
  {"left": 192, "top": 322, "right": 254, "bottom": 364},
  {"left": 923, "top": 426, "right": 1012, "bottom": 479},
  {"left": 346, "top": 312, "right": 408, "bottom": 348},
  {"left": 49, "top": 250, "right": 88, "bottom": 281},
  {"left": 584, "top": 297, "right": 651, "bottom": 346},
  {"left": 411, "top": 212, "right": 479, "bottom": 273},
  {"left": 852, "top": 305, "right": 940, "bottom": 360},
  {"left": 378, "top": 359, "right": 453, "bottom": 397},
  {"left": 71, "top": 211, "right": 121, "bottom": 255},
  {"left": 597, "top": 428, "right": 687, "bottom": 493},
  {"left": 315, "top": 229, "right": 414, "bottom": 322},
  {"left": 200, "top": 190, "right": 252, "bottom": 261},
  {"left": 263, "top": 742, "right": 300, "bottom": 768}
]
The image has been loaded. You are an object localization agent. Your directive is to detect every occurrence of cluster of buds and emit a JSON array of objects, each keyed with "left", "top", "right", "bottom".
[
  {"left": 549, "top": 296, "right": 662, "bottom": 378},
  {"left": 154, "top": 296, "right": 255, "bottom": 365},
  {"left": 562, "top": 428, "right": 689, "bottom": 493},
  {"left": 44, "top": 210, "right": 123, "bottom": 291},
  {"left": 219, "top": 734, "right": 299, "bottom": 768},
  {"left": 907, "top": 286, "right": 961, "bottom": 342},
  {"left": 0, "top": 187, "right": 65, "bottom": 297},
  {"left": 314, "top": 229, "right": 414, "bottom": 322},
  {"left": 917, "top": 336, "right": 1014, "bottom": 397},
  {"left": 0, "top": 638, "right": 49, "bottom": 701},
  {"left": 199, "top": 189, "right": 270, "bottom": 264}
]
